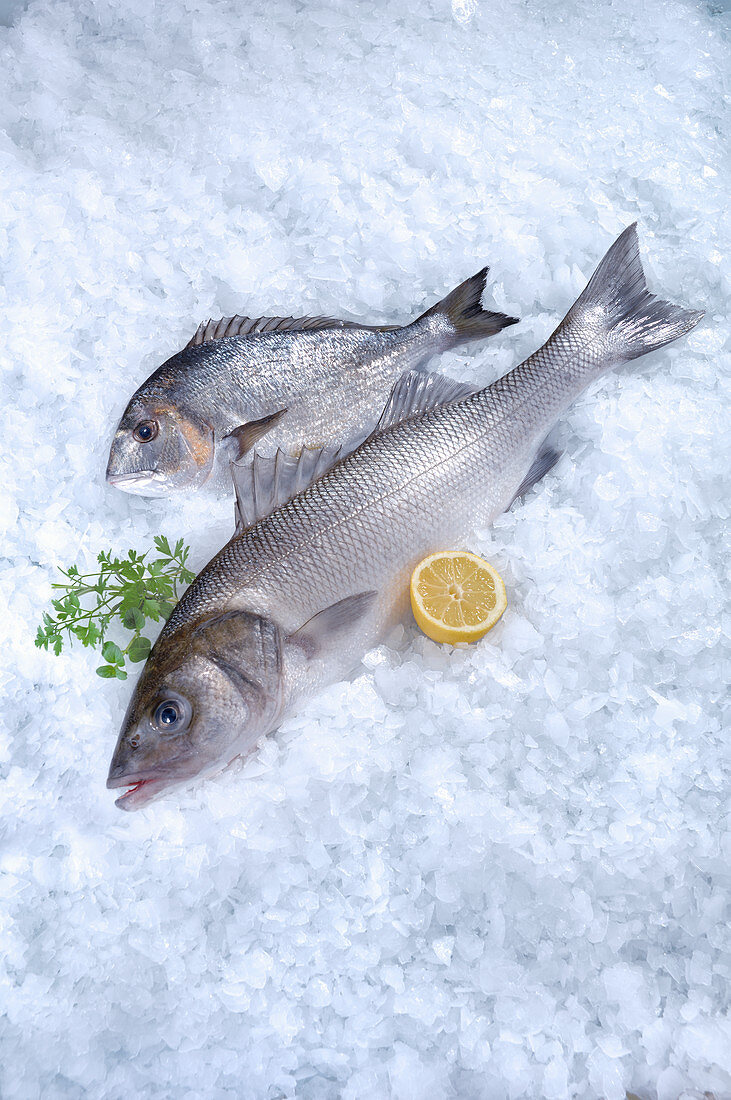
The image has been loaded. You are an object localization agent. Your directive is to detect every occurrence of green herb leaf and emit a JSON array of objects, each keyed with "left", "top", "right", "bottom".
[
  {"left": 121, "top": 607, "right": 145, "bottom": 631},
  {"left": 128, "top": 636, "right": 152, "bottom": 662},
  {"left": 102, "top": 640, "right": 124, "bottom": 665},
  {"left": 38, "top": 536, "right": 195, "bottom": 678}
]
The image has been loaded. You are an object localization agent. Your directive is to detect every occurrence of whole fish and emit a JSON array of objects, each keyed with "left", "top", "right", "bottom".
[
  {"left": 107, "top": 225, "right": 702, "bottom": 810},
  {"left": 105, "top": 272, "right": 518, "bottom": 496}
]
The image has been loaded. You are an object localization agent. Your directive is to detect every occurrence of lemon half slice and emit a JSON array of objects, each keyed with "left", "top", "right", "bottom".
[{"left": 410, "top": 550, "right": 507, "bottom": 644}]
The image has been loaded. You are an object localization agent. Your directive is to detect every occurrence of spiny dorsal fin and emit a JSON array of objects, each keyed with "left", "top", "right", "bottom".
[
  {"left": 185, "top": 314, "right": 400, "bottom": 349},
  {"left": 232, "top": 443, "right": 350, "bottom": 534},
  {"left": 373, "top": 369, "right": 479, "bottom": 436}
]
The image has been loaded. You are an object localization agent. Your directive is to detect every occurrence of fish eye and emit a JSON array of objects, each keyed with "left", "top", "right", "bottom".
[
  {"left": 152, "top": 695, "right": 191, "bottom": 734},
  {"left": 133, "top": 420, "right": 158, "bottom": 443},
  {"left": 156, "top": 702, "right": 179, "bottom": 727}
]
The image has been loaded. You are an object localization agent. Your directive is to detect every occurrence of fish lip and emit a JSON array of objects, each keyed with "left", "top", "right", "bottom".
[
  {"left": 107, "top": 757, "right": 207, "bottom": 811},
  {"left": 106, "top": 470, "right": 172, "bottom": 496},
  {"left": 106, "top": 468, "right": 156, "bottom": 483},
  {"left": 108, "top": 773, "right": 171, "bottom": 811},
  {"left": 107, "top": 767, "right": 164, "bottom": 790},
  {"left": 107, "top": 768, "right": 173, "bottom": 810}
]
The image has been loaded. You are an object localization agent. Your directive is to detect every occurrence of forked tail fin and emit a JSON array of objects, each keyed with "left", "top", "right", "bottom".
[
  {"left": 414, "top": 268, "right": 519, "bottom": 344},
  {"left": 561, "top": 222, "right": 703, "bottom": 363}
]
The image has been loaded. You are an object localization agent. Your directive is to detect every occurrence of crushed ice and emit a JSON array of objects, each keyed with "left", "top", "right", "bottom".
[{"left": 2, "top": 0, "right": 729, "bottom": 1096}]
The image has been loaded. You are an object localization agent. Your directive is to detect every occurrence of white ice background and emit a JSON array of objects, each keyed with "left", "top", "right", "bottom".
[{"left": 1, "top": 0, "right": 729, "bottom": 1097}]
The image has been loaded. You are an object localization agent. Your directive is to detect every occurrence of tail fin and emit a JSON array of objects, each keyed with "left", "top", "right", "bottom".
[
  {"left": 415, "top": 268, "right": 519, "bottom": 344},
  {"left": 562, "top": 223, "right": 703, "bottom": 362}
]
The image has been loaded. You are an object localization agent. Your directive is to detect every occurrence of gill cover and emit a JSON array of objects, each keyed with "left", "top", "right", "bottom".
[{"left": 190, "top": 608, "right": 284, "bottom": 719}]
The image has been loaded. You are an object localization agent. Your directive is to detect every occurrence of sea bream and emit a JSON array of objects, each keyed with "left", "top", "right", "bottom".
[
  {"left": 105, "top": 272, "right": 518, "bottom": 497},
  {"left": 106, "top": 225, "right": 702, "bottom": 810}
]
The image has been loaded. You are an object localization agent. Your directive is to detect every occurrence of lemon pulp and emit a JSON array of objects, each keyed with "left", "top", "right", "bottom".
[{"left": 410, "top": 550, "right": 507, "bottom": 644}]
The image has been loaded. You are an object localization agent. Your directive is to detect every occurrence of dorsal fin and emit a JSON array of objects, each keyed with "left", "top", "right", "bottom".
[
  {"left": 373, "top": 369, "right": 479, "bottom": 435},
  {"left": 232, "top": 443, "right": 350, "bottom": 534},
  {"left": 185, "top": 314, "right": 400, "bottom": 349},
  {"left": 230, "top": 370, "right": 478, "bottom": 534}
]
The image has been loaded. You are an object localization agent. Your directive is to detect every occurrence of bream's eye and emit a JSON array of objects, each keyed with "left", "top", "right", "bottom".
[{"left": 134, "top": 420, "right": 158, "bottom": 443}]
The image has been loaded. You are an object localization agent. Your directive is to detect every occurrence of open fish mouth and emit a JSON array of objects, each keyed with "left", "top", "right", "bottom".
[{"left": 106, "top": 770, "right": 173, "bottom": 810}]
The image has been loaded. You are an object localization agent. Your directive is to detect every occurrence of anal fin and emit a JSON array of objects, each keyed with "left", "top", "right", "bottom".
[
  {"left": 232, "top": 442, "right": 351, "bottom": 533},
  {"left": 509, "top": 442, "right": 561, "bottom": 507}
]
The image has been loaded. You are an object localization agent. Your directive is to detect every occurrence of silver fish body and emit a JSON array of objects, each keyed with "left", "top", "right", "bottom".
[
  {"left": 105, "top": 272, "right": 518, "bottom": 497},
  {"left": 107, "top": 226, "right": 702, "bottom": 809}
]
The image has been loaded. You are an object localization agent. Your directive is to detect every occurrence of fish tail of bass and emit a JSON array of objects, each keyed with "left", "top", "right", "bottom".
[
  {"left": 552, "top": 223, "right": 704, "bottom": 380},
  {"left": 413, "top": 268, "right": 519, "bottom": 346}
]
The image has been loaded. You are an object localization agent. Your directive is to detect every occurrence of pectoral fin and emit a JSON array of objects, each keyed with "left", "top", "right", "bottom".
[
  {"left": 222, "top": 409, "right": 288, "bottom": 461},
  {"left": 288, "top": 591, "right": 377, "bottom": 658}
]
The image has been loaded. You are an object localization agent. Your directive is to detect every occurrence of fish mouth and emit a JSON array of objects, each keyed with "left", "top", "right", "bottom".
[
  {"left": 106, "top": 470, "right": 175, "bottom": 497},
  {"left": 106, "top": 769, "right": 175, "bottom": 810}
]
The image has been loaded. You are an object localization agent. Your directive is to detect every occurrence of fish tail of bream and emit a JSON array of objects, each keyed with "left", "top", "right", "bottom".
[
  {"left": 411, "top": 268, "right": 519, "bottom": 347},
  {"left": 537, "top": 223, "right": 704, "bottom": 395}
]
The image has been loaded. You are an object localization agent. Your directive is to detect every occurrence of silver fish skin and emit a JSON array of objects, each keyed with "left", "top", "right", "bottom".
[
  {"left": 107, "top": 225, "right": 702, "bottom": 810},
  {"left": 105, "top": 271, "right": 518, "bottom": 497}
]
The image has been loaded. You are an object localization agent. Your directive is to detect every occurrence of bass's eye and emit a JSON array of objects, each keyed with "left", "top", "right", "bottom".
[
  {"left": 156, "top": 702, "right": 179, "bottom": 727},
  {"left": 153, "top": 697, "right": 191, "bottom": 733},
  {"left": 134, "top": 420, "right": 158, "bottom": 443}
]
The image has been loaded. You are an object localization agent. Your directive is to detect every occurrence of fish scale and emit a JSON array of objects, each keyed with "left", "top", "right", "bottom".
[{"left": 107, "top": 224, "right": 703, "bottom": 810}]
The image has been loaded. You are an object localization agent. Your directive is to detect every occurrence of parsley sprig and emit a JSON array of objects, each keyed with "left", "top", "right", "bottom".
[{"left": 35, "top": 536, "right": 196, "bottom": 679}]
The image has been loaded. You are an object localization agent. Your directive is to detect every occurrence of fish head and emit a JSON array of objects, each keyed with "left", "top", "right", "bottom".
[
  {"left": 107, "top": 610, "right": 284, "bottom": 810},
  {"left": 106, "top": 397, "right": 215, "bottom": 496}
]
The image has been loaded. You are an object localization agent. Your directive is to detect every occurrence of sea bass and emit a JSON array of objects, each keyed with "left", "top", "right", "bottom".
[
  {"left": 105, "top": 272, "right": 518, "bottom": 497},
  {"left": 107, "top": 225, "right": 702, "bottom": 810}
]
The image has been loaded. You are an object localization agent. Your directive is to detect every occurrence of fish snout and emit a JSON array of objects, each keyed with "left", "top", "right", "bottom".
[
  {"left": 106, "top": 754, "right": 202, "bottom": 811},
  {"left": 105, "top": 415, "right": 215, "bottom": 496},
  {"left": 105, "top": 468, "right": 175, "bottom": 496},
  {"left": 106, "top": 767, "right": 175, "bottom": 811}
]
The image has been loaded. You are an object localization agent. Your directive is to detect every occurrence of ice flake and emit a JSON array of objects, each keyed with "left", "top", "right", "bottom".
[
  {"left": 432, "top": 936, "right": 455, "bottom": 965},
  {"left": 451, "top": 0, "right": 478, "bottom": 24}
]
